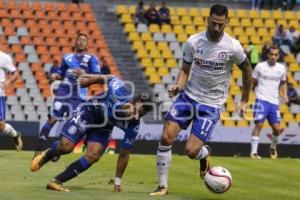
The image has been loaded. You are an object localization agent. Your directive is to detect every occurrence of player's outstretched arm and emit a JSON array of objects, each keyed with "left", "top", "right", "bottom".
[
  {"left": 280, "top": 81, "right": 288, "bottom": 103},
  {"left": 114, "top": 148, "right": 130, "bottom": 192},
  {"left": 237, "top": 58, "right": 252, "bottom": 117},
  {"left": 78, "top": 75, "right": 113, "bottom": 88}
]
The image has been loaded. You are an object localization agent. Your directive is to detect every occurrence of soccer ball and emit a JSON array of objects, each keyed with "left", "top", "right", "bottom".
[{"left": 204, "top": 166, "right": 232, "bottom": 194}]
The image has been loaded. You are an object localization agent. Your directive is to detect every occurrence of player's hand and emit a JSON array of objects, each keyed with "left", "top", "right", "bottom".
[
  {"left": 114, "top": 184, "right": 122, "bottom": 192},
  {"left": 168, "top": 85, "right": 180, "bottom": 97},
  {"left": 72, "top": 69, "right": 85, "bottom": 77},
  {"left": 282, "top": 95, "right": 289, "bottom": 104},
  {"left": 237, "top": 101, "right": 247, "bottom": 118}
]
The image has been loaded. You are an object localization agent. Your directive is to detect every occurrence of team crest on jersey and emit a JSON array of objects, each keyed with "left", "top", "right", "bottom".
[
  {"left": 218, "top": 52, "right": 227, "bottom": 60},
  {"left": 68, "top": 125, "right": 77, "bottom": 135},
  {"left": 171, "top": 108, "right": 177, "bottom": 116}
]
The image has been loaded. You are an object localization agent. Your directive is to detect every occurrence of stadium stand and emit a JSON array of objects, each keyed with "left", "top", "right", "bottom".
[
  {"left": 2, "top": 1, "right": 119, "bottom": 121},
  {"left": 116, "top": 4, "right": 300, "bottom": 127}
]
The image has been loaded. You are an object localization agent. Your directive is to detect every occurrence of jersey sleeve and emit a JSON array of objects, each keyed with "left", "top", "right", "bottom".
[
  {"left": 57, "top": 56, "right": 68, "bottom": 77},
  {"left": 252, "top": 64, "right": 260, "bottom": 79},
  {"left": 121, "top": 120, "right": 140, "bottom": 149},
  {"left": 182, "top": 39, "right": 193, "bottom": 64},
  {"left": 281, "top": 66, "right": 287, "bottom": 81},
  {"left": 231, "top": 39, "right": 247, "bottom": 66},
  {"left": 89, "top": 56, "right": 101, "bottom": 74},
  {"left": 3, "top": 54, "right": 16, "bottom": 73}
]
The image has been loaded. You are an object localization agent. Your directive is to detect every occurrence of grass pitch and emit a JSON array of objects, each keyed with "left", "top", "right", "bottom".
[{"left": 0, "top": 151, "right": 299, "bottom": 200}]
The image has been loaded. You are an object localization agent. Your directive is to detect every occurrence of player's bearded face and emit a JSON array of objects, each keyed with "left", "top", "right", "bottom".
[
  {"left": 76, "top": 36, "right": 88, "bottom": 51},
  {"left": 207, "top": 14, "right": 227, "bottom": 40}
]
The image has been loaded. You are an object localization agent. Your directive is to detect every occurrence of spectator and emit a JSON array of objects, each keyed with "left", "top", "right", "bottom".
[
  {"left": 135, "top": 1, "right": 147, "bottom": 25},
  {"left": 261, "top": 41, "right": 271, "bottom": 61},
  {"left": 251, "top": 0, "right": 262, "bottom": 9},
  {"left": 287, "top": 82, "right": 300, "bottom": 105},
  {"left": 246, "top": 41, "right": 260, "bottom": 69},
  {"left": 144, "top": 3, "right": 161, "bottom": 25},
  {"left": 159, "top": 1, "right": 171, "bottom": 24},
  {"left": 273, "top": 24, "right": 288, "bottom": 46},
  {"left": 72, "top": 0, "right": 83, "bottom": 4},
  {"left": 286, "top": 26, "right": 299, "bottom": 54},
  {"left": 101, "top": 59, "right": 111, "bottom": 75}
]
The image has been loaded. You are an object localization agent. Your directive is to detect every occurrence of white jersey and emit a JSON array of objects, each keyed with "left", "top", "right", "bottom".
[
  {"left": 0, "top": 51, "right": 16, "bottom": 96},
  {"left": 253, "top": 61, "right": 286, "bottom": 105},
  {"left": 183, "top": 32, "right": 246, "bottom": 107}
]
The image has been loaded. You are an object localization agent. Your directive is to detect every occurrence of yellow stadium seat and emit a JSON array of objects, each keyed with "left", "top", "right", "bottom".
[
  {"left": 232, "top": 69, "right": 242, "bottom": 78},
  {"left": 238, "top": 35, "right": 249, "bottom": 45},
  {"left": 283, "top": 113, "right": 294, "bottom": 122},
  {"left": 132, "top": 41, "right": 143, "bottom": 50},
  {"left": 245, "top": 27, "right": 257, "bottom": 36},
  {"left": 224, "top": 27, "right": 233, "bottom": 36},
  {"left": 173, "top": 25, "right": 184, "bottom": 34},
  {"left": 296, "top": 12, "right": 300, "bottom": 20},
  {"left": 166, "top": 59, "right": 177, "bottom": 68},
  {"left": 280, "top": 104, "right": 289, "bottom": 113},
  {"left": 252, "top": 18, "right": 264, "bottom": 28},
  {"left": 149, "top": 24, "right": 160, "bottom": 33},
  {"left": 257, "top": 27, "right": 269, "bottom": 37},
  {"left": 153, "top": 58, "right": 165, "bottom": 68},
  {"left": 128, "top": 5, "right": 136, "bottom": 15},
  {"left": 280, "top": 122, "right": 287, "bottom": 129},
  {"left": 277, "top": 19, "right": 288, "bottom": 28},
  {"left": 169, "top": 7, "right": 176, "bottom": 16},
  {"left": 158, "top": 67, "right": 169, "bottom": 76},
  {"left": 124, "top": 23, "right": 135, "bottom": 32},
  {"left": 263, "top": 121, "right": 270, "bottom": 128},
  {"left": 141, "top": 32, "right": 152, "bottom": 41},
  {"left": 128, "top": 32, "right": 140, "bottom": 41},
  {"left": 289, "top": 63, "right": 300, "bottom": 72},
  {"left": 177, "top": 33, "right": 188, "bottom": 43},
  {"left": 193, "top": 17, "right": 205, "bottom": 26},
  {"left": 197, "top": 26, "right": 206, "bottom": 33},
  {"left": 141, "top": 58, "right": 152, "bottom": 68},
  {"left": 240, "top": 18, "right": 252, "bottom": 27},
  {"left": 284, "top": 54, "right": 296, "bottom": 63},
  {"left": 162, "top": 50, "right": 173, "bottom": 59},
  {"left": 264, "top": 19, "right": 276, "bottom": 29},
  {"left": 229, "top": 18, "right": 240, "bottom": 27},
  {"left": 149, "top": 49, "right": 161, "bottom": 59},
  {"left": 157, "top": 42, "right": 169, "bottom": 51},
  {"left": 185, "top": 25, "right": 196, "bottom": 35},
  {"left": 296, "top": 113, "right": 300, "bottom": 122},
  {"left": 289, "top": 20, "right": 299, "bottom": 29},
  {"left": 145, "top": 41, "right": 156, "bottom": 50},
  {"left": 228, "top": 9, "right": 235, "bottom": 18},
  {"left": 171, "top": 15, "right": 180, "bottom": 25},
  {"left": 116, "top": 5, "right": 128, "bottom": 15},
  {"left": 200, "top": 8, "right": 210, "bottom": 17},
  {"left": 220, "top": 112, "right": 230, "bottom": 120},
  {"left": 226, "top": 103, "right": 236, "bottom": 112},
  {"left": 181, "top": 16, "right": 192, "bottom": 25},
  {"left": 237, "top": 120, "right": 249, "bottom": 127},
  {"left": 272, "top": 10, "right": 283, "bottom": 20},
  {"left": 144, "top": 67, "right": 156, "bottom": 77},
  {"left": 245, "top": 112, "right": 254, "bottom": 121},
  {"left": 136, "top": 49, "right": 148, "bottom": 58},
  {"left": 189, "top": 8, "right": 200, "bottom": 17},
  {"left": 224, "top": 120, "right": 235, "bottom": 127},
  {"left": 236, "top": 9, "right": 248, "bottom": 18},
  {"left": 284, "top": 11, "right": 295, "bottom": 20},
  {"left": 249, "top": 10, "right": 260, "bottom": 18},
  {"left": 149, "top": 74, "right": 161, "bottom": 84},
  {"left": 260, "top": 10, "right": 272, "bottom": 19},
  {"left": 161, "top": 24, "right": 172, "bottom": 33},
  {"left": 120, "top": 14, "right": 133, "bottom": 23},
  {"left": 177, "top": 7, "right": 187, "bottom": 16},
  {"left": 233, "top": 27, "right": 245, "bottom": 36},
  {"left": 250, "top": 36, "right": 262, "bottom": 45},
  {"left": 230, "top": 86, "right": 241, "bottom": 96}
]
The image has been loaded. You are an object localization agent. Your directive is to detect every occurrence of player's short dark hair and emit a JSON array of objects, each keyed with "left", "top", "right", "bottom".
[
  {"left": 133, "top": 92, "right": 154, "bottom": 113},
  {"left": 76, "top": 33, "right": 88, "bottom": 40},
  {"left": 269, "top": 44, "right": 280, "bottom": 52},
  {"left": 210, "top": 4, "right": 228, "bottom": 18}
]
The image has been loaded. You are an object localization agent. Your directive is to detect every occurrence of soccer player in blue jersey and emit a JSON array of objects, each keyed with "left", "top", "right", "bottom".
[
  {"left": 33, "top": 33, "right": 101, "bottom": 157},
  {"left": 30, "top": 76, "right": 153, "bottom": 192}
]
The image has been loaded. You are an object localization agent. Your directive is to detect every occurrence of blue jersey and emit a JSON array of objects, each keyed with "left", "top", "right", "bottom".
[
  {"left": 61, "top": 77, "right": 140, "bottom": 149},
  {"left": 55, "top": 53, "right": 100, "bottom": 100}
]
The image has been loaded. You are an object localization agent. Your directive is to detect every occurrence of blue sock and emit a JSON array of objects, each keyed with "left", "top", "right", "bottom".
[
  {"left": 55, "top": 156, "right": 91, "bottom": 183},
  {"left": 35, "top": 122, "right": 54, "bottom": 151},
  {"left": 43, "top": 141, "right": 60, "bottom": 163}
]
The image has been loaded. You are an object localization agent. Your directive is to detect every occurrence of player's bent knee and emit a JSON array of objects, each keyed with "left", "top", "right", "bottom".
[
  {"left": 85, "top": 151, "right": 101, "bottom": 164},
  {"left": 184, "top": 146, "right": 198, "bottom": 159},
  {"left": 58, "top": 142, "right": 74, "bottom": 154},
  {"left": 0, "top": 121, "right": 5, "bottom": 131},
  {"left": 160, "top": 132, "right": 174, "bottom": 146}
]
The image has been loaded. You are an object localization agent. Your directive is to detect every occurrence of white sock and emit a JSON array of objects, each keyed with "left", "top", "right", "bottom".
[
  {"left": 271, "top": 135, "right": 278, "bottom": 149},
  {"left": 157, "top": 142, "right": 172, "bottom": 188},
  {"left": 195, "top": 146, "right": 209, "bottom": 160},
  {"left": 251, "top": 136, "right": 260, "bottom": 155},
  {"left": 2, "top": 123, "right": 18, "bottom": 138}
]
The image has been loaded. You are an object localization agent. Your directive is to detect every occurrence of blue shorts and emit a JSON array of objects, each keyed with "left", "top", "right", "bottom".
[
  {"left": 253, "top": 98, "right": 281, "bottom": 124},
  {"left": 165, "top": 92, "right": 220, "bottom": 142},
  {"left": 50, "top": 98, "right": 84, "bottom": 121},
  {"left": 0, "top": 96, "right": 6, "bottom": 121}
]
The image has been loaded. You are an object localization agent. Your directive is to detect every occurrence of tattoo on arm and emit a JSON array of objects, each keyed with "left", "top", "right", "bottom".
[{"left": 238, "top": 58, "right": 252, "bottom": 103}]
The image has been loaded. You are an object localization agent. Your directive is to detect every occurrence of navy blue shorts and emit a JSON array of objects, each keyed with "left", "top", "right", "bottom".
[{"left": 0, "top": 96, "right": 6, "bottom": 121}]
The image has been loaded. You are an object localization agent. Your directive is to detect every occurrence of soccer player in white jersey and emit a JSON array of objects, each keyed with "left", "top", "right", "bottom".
[
  {"left": 250, "top": 45, "right": 288, "bottom": 159},
  {"left": 150, "top": 4, "right": 253, "bottom": 195},
  {"left": 0, "top": 50, "right": 22, "bottom": 151}
]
